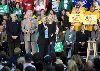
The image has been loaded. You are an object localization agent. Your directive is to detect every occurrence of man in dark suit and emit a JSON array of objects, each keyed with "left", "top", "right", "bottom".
[{"left": 6, "top": 13, "right": 21, "bottom": 57}]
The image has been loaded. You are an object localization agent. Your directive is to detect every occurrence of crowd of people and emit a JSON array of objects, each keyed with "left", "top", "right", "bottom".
[{"left": 0, "top": 0, "right": 100, "bottom": 71}]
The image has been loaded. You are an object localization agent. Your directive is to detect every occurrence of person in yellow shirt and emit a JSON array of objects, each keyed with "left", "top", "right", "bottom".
[
  {"left": 85, "top": 5, "right": 99, "bottom": 31},
  {"left": 93, "top": 1, "right": 100, "bottom": 26},
  {"left": 71, "top": 3, "right": 85, "bottom": 31},
  {"left": 71, "top": 1, "right": 86, "bottom": 14},
  {"left": 93, "top": 0, "right": 100, "bottom": 11}
]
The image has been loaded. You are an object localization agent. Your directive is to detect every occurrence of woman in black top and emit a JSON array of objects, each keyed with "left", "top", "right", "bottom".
[
  {"left": 61, "top": 10, "right": 71, "bottom": 31},
  {"left": 48, "top": 13, "right": 56, "bottom": 53},
  {"left": 38, "top": 17, "right": 49, "bottom": 57}
]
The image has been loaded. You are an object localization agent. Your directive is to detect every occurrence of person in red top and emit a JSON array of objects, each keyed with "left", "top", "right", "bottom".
[{"left": 22, "top": 0, "right": 34, "bottom": 12}]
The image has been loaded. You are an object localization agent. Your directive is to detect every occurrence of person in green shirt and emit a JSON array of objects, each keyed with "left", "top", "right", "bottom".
[
  {"left": 0, "top": 0, "right": 9, "bottom": 15},
  {"left": 13, "top": 2, "right": 23, "bottom": 22}
]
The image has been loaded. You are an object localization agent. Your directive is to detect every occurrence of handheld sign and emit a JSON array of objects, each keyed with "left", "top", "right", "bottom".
[
  {"left": 54, "top": 42, "right": 64, "bottom": 52},
  {"left": 83, "top": 15, "right": 97, "bottom": 25},
  {"left": 0, "top": 5, "right": 9, "bottom": 14},
  {"left": 69, "top": 14, "right": 84, "bottom": 22}
]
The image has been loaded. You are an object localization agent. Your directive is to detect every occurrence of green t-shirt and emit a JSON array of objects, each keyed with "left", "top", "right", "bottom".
[
  {"left": 13, "top": 7, "right": 23, "bottom": 22},
  {"left": 0, "top": 4, "right": 9, "bottom": 14}
]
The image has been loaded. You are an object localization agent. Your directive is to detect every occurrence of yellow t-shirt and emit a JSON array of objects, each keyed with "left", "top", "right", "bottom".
[
  {"left": 71, "top": 7, "right": 86, "bottom": 14},
  {"left": 84, "top": 11, "right": 99, "bottom": 31},
  {"left": 71, "top": 7, "right": 85, "bottom": 31},
  {"left": 71, "top": 22, "right": 82, "bottom": 31},
  {"left": 85, "top": 11, "right": 99, "bottom": 19}
]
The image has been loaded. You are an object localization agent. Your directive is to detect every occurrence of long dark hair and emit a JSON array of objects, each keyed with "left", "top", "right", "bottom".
[
  {"left": 15, "top": 2, "right": 21, "bottom": 8},
  {"left": 49, "top": 10, "right": 56, "bottom": 15},
  {"left": 92, "top": 24, "right": 99, "bottom": 31}
]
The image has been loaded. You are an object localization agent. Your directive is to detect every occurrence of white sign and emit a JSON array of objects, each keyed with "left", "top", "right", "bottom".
[{"left": 52, "top": 0, "right": 59, "bottom": 12}]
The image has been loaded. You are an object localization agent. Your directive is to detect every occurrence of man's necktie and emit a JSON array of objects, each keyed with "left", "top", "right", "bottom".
[{"left": 28, "top": 21, "right": 32, "bottom": 28}]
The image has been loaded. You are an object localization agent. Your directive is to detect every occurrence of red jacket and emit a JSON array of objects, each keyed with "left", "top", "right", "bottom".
[{"left": 22, "top": 0, "right": 34, "bottom": 11}]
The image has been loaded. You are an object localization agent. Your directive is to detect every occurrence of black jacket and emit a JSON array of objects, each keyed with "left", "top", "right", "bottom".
[
  {"left": 76, "top": 30, "right": 90, "bottom": 42},
  {"left": 6, "top": 20, "right": 21, "bottom": 40},
  {"left": 48, "top": 21, "right": 56, "bottom": 43},
  {"left": 38, "top": 23, "right": 49, "bottom": 45}
]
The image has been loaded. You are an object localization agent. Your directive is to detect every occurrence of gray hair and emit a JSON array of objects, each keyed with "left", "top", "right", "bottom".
[
  {"left": 17, "top": 57, "right": 25, "bottom": 64},
  {"left": 26, "top": 10, "right": 33, "bottom": 17}
]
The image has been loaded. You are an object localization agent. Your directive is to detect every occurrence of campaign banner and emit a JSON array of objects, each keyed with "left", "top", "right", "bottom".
[
  {"left": 64, "top": 0, "right": 68, "bottom": 9},
  {"left": 54, "top": 42, "right": 64, "bottom": 52},
  {"left": 69, "top": 14, "right": 84, "bottom": 22},
  {"left": 83, "top": 15, "right": 97, "bottom": 25},
  {"left": 95, "top": 6, "right": 100, "bottom": 11},
  {"left": 0, "top": 5, "right": 9, "bottom": 14}
]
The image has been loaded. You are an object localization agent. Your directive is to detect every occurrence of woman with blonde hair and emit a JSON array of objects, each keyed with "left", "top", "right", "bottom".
[
  {"left": 47, "top": 13, "right": 57, "bottom": 53},
  {"left": 72, "top": 55, "right": 83, "bottom": 65},
  {"left": 68, "top": 59, "right": 79, "bottom": 71},
  {"left": 72, "top": 55, "right": 84, "bottom": 71},
  {"left": 38, "top": 16, "right": 49, "bottom": 57}
]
